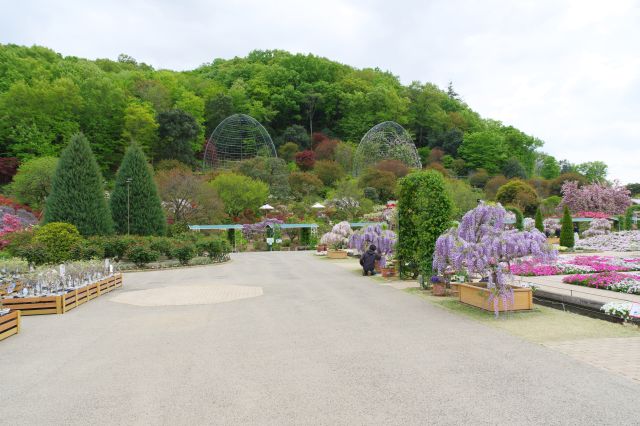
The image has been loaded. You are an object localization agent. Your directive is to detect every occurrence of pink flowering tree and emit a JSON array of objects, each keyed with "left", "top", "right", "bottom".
[
  {"left": 433, "top": 203, "right": 556, "bottom": 314},
  {"left": 0, "top": 213, "right": 25, "bottom": 249},
  {"left": 560, "top": 181, "right": 631, "bottom": 215}
]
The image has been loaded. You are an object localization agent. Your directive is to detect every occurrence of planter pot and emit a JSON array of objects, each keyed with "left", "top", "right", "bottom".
[
  {"left": 432, "top": 283, "right": 446, "bottom": 296},
  {"left": 0, "top": 309, "right": 20, "bottom": 341},
  {"left": 327, "top": 249, "right": 348, "bottom": 259},
  {"left": 317, "top": 244, "right": 327, "bottom": 252},
  {"left": 381, "top": 267, "right": 396, "bottom": 278},
  {"left": 547, "top": 237, "right": 560, "bottom": 245},
  {"left": 374, "top": 260, "right": 381, "bottom": 273},
  {"left": 458, "top": 283, "right": 533, "bottom": 312}
]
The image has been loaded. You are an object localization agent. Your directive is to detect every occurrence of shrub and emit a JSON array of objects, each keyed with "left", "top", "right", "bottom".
[
  {"left": 127, "top": 244, "right": 160, "bottom": 267},
  {"left": 8, "top": 156, "right": 58, "bottom": 209},
  {"left": 397, "top": 170, "right": 452, "bottom": 277},
  {"left": 102, "top": 236, "right": 135, "bottom": 261},
  {"left": 172, "top": 243, "right": 196, "bottom": 265},
  {"left": 295, "top": 150, "right": 316, "bottom": 171},
  {"left": 69, "top": 239, "right": 105, "bottom": 260},
  {"left": 624, "top": 205, "right": 640, "bottom": 230},
  {"left": 16, "top": 242, "right": 48, "bottom": 266},
  {"left": 288, "top": 172, "right": 324, "bottom": 199},
  {"left": 278, "top": 142, "right": 299, "bottom": 162},
  {"left": 358, "top": 168, "right": 397, "bottom": 202},
  {"left": 313, "top": 160, "right": 345, "bottom": 187},
  {"left": 560, "top": 206, "right": 574, "bottom": 248},
  {"left": 3, "top": 229, "right": 34, "bottom": 257},
  {"left": 535, "top": 207, "right": 544, "bottom": 232},
  {"left": 32, "top": 222, "right": 83, "bottom": 263},
  {"left": 375, "top": 159, "right": 410, "bottom": 178},
  {"left": 496, "top": 179, "right": 539, "bottom": 215},
  {"left": 44, "top": 133, "right": 114, "bottom": 236},
  {"left": 363, "top": 187, "right": 379, "bottom": 203},
  {"left": 148, "top": 236, "right": 174, "bottom": 258},
  {"left": 196, "top": 237, "right": 229, "bottom": 261},
  {"left": 314, "top": 139, "right": 338, "bottom": 160},
  {"left": 506, "top": 206, "right": 524, "bottom": 231}
]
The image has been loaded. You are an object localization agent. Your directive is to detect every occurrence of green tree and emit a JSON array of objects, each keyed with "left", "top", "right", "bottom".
[
  {"left": 44, "top": 133, "right": 114, "bottom": 236},
  {"left": 234, "top": 157, "right": 290, "bottom": 199},
  {"left": 281, "top": 124, "right": 310, "bottom": 149},
  {"left": 358, "top": 168, "right": 397, "bottom": 202},
  {"left": 560, "top": 205, "right": 574, "bottom": 248},
  {"left": 538, "top": 153, "right": 561, "bottom": 179},
  {"left": 121, "top": 101, "right": 158, "bottom": 156},
  {"left": 502, "top": 157, "right": 527, "bottom": 179},
  {"left": 110, "top": 143, "right": 166, "bottom": 235},
  {"left": 278, "top": 142, "right": 299, "bottom": 162},
  {"left": 209, "top": 172, "right": 269, "bottom": 218},
  {"left": 155, "top": 109, "right": 200, "bottom": 165},
  {"left": 458, "top": 130, "right": 508, "bottom": 174},
  {"left": 445, "top": 178, "right": 483, "bottom": 219},
  {"left": 576, "top": 161, "right": 608, "bottom": 183},
  {"left": 313, "top": 160, "right": 345, "bottom": 187},
  {"left": 496, "top": 179, "right": 539, "bottom": 215},
  {"left": 397, "top": 170, "right": 453, "bottom": 277},
  {"left": 506, "top": 206, "right": 524, "bottom": 231},
  {"left": 288, "top": 171, "right": 324, "bottom": 199},
  {"left": 8, "top": 156, "right": 58, "bottom": 209},
  {"left": 535, "top": 207, "right": 544, "bottom": 232}
]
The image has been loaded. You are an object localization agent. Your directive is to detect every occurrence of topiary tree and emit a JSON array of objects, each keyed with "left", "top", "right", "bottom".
[
  {"left": 44, "top": 133, "right": 114, "bottom": 236},
  {"left": 535, "top": 207, "right": 544, "bottom": 232},
  {"left": 624, "top": 205, "right": 640, "bottom": 230},
  {"left": 560, "top": 205, "right": 574, "bottom": 248},
  {"left": 32, "top": 222, "right": 83, "bottom": 264},
  {"left": 505, "top": 206, "right": 524, "bottom": 231},
  {"left": 397, "top": 170, "right": 452, "bottom": 277},
  {"left": 111, "top": 143, "right": 166, "bottom": 236},
  {"left": 495, "top": 179, "right": 539, "bottom": 215}
]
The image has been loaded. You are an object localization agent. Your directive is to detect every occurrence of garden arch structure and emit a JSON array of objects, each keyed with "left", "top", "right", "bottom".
[
  {"left": 202, "top": 114, "right": 277, "bottom": 170},
  {"left": 353, "top": 121, "right": 421, "bottom": 175}
]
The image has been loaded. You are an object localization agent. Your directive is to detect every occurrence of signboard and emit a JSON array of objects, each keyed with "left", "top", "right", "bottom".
[
  {"left": 266, "top": 238, "right": 274, "bottom": 245},
  {"left": 630, "top": 303, "right": 640, "bottom": 318}
]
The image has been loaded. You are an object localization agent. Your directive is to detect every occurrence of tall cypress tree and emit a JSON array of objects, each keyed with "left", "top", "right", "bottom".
[
  {"left": 560, "top": 205, "right": 574, "bottom": 248},
  {"left": 44, "top": 133, "right": 114, "bottom": 236},
  {"left": 535, "top": 207, "right": 544, "bottom": 233},
  {"left": 110, "top": 143, "right": 166, "bottom": 235}
]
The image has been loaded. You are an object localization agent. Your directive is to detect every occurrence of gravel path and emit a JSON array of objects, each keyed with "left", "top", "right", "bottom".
[{"left": 3, "top": 251, "right": 640, "bottom": 425}]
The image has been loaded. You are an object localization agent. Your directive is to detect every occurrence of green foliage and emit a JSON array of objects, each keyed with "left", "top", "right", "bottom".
[
  {"left": 535, "top": 207, "right": 544, "bottom": 232},
  {"left": 278, "top": 142, "right": 299, "bottom": 162},
  {"left": 196, "top": 237, "right": 229, "bottom": 261},
  {"left": 459, "top": 131, "right": 507, "bottom": 174},
  {"left": 624, "top": 205, "right": 640, "bottom": 230},
  {"left": 540, "top": 195, "right": 562, "bottom": 216},
  {"left": 281, "top": 125, "right": 310, "bottom": 149},
  {"left": 506, "top": 206, "right": 524, "bottom": 231},
  {"left": 358, "top": 168, "right": 397, "bottom": 202},
  {"left": 32, "top": 222, "right": 83, "bottom": 263},
  {"left": 102, "top": 235, "right": 135, "bottom": 260},
  {"left": 576, "top": 161, "right": 608, "bottom": 183},
  {"left": 502, "top": 157, "right": 527, "bottom": 179},
  {"left": 468, "top": 169, "right": 489, "bottom": 188},
  {"left": 69, "top": 239, "right": 105, "bottom": 260},
  {"left": 16, "top": 242, "right": 48, "bottom": 266},
  {"left": 560, "top": 206, "right": 574, "bottom": 248},
  {"left": 44, "top": 133, "right": 114, "bottom": 236},
  {"left": 626, "top": 183, "right": 640, "bottom": 197},
  {"left": 121, "top": 101, "right": 158, "bottom": 156},
  {"left": 313, "top": 160, "right": 345, "bottom": 187},
  {"left": 155, "top": 109, "right": 200, "bottom": 165},
  {"left": 538, "top": 153, "right": 560, "bottom": 179},
  {"left": 127, "top": 243, "right": 160, "bottom": 267},
  {"left": 8, "top": 156, "right": 58, "bottom": 209},
  {"left": 444, "top": 178, "right": 483, "bottom": 219},
  {"left": 397, "top": 170, "right": 452, "bottom": 277},
  {"left": 288, "top": 171, "right": 324, "bottom": 199},
  {"left": 110, "top": 143, "right": 166, "bottom": 235},
  {"left": 496, "top": 179, "right": 539, "bottom": 216},
  {"left": 363, "top": 187, "right": 379, "bottom": 203},
  {"left": 234, "top": 157, "right": 290, "bottom": 199},
  {"left": 210, "top": 172, "right": 269, "bottom": 218},
  {"left": 172, "top": 242, "right": 196, "bottom": 265},
  {"left": 148, "top": 236, "right": 174, "bottom": 258},
  {"left": 549, "top": 172, "right": 588, "bottom": 196}
]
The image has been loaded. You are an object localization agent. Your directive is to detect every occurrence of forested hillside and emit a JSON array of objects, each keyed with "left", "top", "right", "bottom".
[{"left": 0, "top": 44, "right": 571, "bottom": 177}]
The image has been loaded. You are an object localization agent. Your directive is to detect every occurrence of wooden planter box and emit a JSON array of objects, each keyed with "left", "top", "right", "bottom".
[
  {"left": 458, "top": 283, "right": 533, "bottom": 312},
  {"left": 0, "top": 274, "right": 124, "bottom": 316},
  {"left": 547, "top": 237, "right": 560, "bottom": 245},
  {"left": 0, "top": 310, "right": 20, "bottom": 341},
  {"left": 381, "top": 267, "right": 396, "bottom": 278},
  {"left": 327, "top": 249, "right": 348, "bottom": 259}
]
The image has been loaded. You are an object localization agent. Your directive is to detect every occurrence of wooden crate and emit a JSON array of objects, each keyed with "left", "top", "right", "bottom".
[
  {"left": 87, "top": 282, "right": 100, "bottom": 300},
  {"left": 62, "top": 290, "right": 78, "bottom": 313},
  {"left": 458, "top": 283, "right": 533, "bottom": 312},
  {"left": 76, "top": 285, "right": 89, "bottom": 306},
  {"left": 0, "top": 310, "right": 20, "bottom": 341},
  {"left": 0, "top": 295, "right": 63, "bottom": 315}
]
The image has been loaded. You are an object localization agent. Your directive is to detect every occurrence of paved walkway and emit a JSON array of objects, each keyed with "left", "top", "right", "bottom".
[{"left": 3, "top": 252, "right": 640, "bottom": 425}]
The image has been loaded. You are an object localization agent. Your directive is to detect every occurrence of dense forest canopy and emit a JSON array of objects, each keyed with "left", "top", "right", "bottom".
[{"left": 0, "top": 43, "right": 579, "bottom": 181}]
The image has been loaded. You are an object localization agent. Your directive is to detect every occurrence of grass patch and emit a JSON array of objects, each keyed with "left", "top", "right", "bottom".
[{"left": 405, "top": 288, "right": 640, "bottom": 343}]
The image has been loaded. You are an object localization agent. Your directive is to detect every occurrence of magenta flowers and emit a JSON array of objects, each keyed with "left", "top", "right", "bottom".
[{"left": 562, "top": 272, "right": 640, "bottom": 294}]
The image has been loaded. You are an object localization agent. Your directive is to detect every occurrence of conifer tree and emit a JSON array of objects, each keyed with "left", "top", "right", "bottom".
[
  {"left": 560, "top": 205, "right": 574, "bottom": 248},
  {"left": 110, "top": 143, "right": 166, "bottom": 235},
  {"left": 535, "top": 207, "right": 544, "bottom": 233},
  {"left": 44, "top": 133, "right": 114, "bottom": 236}
]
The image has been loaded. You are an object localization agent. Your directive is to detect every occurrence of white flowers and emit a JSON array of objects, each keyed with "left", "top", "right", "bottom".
[
  {"left": 600, "top": 301, "right": 633, "bottom": 319},
  {"left": 575, "top": 231, "right": 640, "bottom": 252}
]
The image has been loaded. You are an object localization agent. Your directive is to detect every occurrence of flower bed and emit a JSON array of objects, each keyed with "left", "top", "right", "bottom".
[
  {"left": 575, "top": 231, "right": 640, "bottom": 252},
  {"left": 562, "top": 272, "right": 640, "bottom": 294},
  {"left": 600, "top": 301, "right": 639, "bottom": 320},
  {"left": 510, "top": 255, "right": 640, "bottom": 276}
]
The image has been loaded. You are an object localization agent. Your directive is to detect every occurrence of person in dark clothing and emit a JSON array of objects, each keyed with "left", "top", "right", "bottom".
[{"left": 360, "top": 244, "right": 381, "bottom": 276}]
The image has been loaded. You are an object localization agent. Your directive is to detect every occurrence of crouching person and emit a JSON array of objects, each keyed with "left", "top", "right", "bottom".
[{"left": 360, "top": 244, "right": 381, "bottom": 276}]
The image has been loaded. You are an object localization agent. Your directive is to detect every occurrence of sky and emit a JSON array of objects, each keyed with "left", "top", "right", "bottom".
[{"left": 2, "top": 0, "right": 639, "bottom": 182}]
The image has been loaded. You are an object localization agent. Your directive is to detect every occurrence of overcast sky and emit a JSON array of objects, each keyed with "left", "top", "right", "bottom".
[{"left": 2, "top": 0, "right": 639, "bottom": 183}]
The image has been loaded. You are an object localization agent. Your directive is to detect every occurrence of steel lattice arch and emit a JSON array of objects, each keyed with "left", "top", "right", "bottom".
[
  {"left": 353, "top": 121, "right": 421, "bottom": 175},
  {"left": 203, "top": 114, "right": 277, "bottom": 170}
]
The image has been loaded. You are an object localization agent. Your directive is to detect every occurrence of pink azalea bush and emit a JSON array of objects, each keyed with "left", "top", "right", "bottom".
[
  {"left": 0, "top": 213, "right": 25, "bottom": 249},
  {"left": 559, "top": 181, "right": 631, "bottom": 215}
]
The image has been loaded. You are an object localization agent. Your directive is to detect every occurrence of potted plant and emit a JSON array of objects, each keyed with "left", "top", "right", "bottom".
[
  {"left": 433, "top": 203, "right": 557, "bottom": 315},
  {"left": 321, "top": 221, "right": 352, "bottom": 259},
  {"left": 380, "top": 254, "right": 397, "bottom": 277},
  {"left": 431, "top": 275, "right": 446, "bottom": 296}
]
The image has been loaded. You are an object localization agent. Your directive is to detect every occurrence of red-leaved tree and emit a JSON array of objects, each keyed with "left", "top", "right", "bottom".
[{"left": 295, "top": 150, "right": 316, "bottom": 171}]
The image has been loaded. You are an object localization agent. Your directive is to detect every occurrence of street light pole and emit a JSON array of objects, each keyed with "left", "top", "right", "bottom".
[{"left": 126, "top": 177, "right": 132, "bottom": 235}]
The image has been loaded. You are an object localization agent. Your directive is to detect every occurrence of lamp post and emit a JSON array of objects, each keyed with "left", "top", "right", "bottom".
[{"left": 126, "top": 177, "right": 132, "bottom": 235}]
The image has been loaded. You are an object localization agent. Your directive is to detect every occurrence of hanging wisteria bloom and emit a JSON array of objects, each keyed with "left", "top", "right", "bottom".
[
  {"left": 348, "top": 224, "right": 397, "bottom": 267},
  {"left": 320, "top": 221, "right": 353, "bottom": 250},
  {"left": 433, "top": 203, "right": 557, "bottom": 315}
]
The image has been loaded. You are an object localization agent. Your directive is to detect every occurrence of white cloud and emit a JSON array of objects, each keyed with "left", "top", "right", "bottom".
[{"left": 2, "top": 0, "right": 639, "bottom": 182}]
